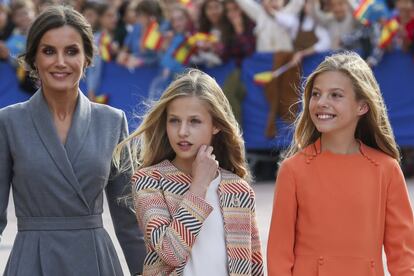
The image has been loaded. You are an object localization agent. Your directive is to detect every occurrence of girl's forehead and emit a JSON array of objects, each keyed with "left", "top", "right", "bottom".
[{"left": 167, "top": 96, "right": 211, "bottom": 111}]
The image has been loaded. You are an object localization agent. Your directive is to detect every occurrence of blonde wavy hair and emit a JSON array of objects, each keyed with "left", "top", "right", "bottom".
[
  {"left": 113, "top": 69, "right": 251, "bottom": 180},
  {"left": 284, "top": 51, "right": 400, "bottom": 160}
]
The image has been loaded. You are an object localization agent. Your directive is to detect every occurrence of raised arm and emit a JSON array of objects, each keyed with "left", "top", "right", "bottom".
[
  {"left": 282, "top": 0, "right": 305, "bottom": 15},
  {"left": 309, "top": 0, "right": 333, "bottom": 27},
  {"left": 234, "top": 0, "right": 262, "bottom": 23}
]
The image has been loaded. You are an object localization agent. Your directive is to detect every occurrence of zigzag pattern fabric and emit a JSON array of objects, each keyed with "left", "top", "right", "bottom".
[{"left": 131, "top": 160, "right": 264, "bottom": 276}]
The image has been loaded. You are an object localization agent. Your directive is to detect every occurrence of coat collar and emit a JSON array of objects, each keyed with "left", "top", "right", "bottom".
[
  {"left": 302, "top": 137, "right": 379, "bottom": 166},
  {"left": 158, "top": 159, "right": 238, "bottom": 184},
  {"left": 28, "top": 89, "right": 91, "bottom": 210}
]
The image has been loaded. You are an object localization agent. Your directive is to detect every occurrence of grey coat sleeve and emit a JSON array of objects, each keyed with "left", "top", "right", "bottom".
[
  {"left": 105, "top": 112, "right": 146, "bottom": 275},
  {"left": 0, "top": 109, "right": 12, "bottom": 243}
]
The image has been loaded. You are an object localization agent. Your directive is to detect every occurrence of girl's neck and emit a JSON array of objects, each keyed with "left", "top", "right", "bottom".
[
  {"left": 171, "top": 158, "right": 193, "bottom": 176},
  {"left": 320, "top": 134, "right": 360, "bottom": 155}
]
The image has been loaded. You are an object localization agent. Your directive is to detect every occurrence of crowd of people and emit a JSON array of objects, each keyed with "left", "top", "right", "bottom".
[{"left": 1, "top": 0, "right": 414, "bottom": 95}]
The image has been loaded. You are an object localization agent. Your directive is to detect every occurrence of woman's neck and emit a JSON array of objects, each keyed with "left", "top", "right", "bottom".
[
  {"left": 42, "top": 88, "right": 78, "bottom": 119},
  {"left": 320, "top": 134, "right": 360, "bottom": 154}
]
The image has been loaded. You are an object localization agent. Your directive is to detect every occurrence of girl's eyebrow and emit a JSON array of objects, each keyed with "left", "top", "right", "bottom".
[
  {"left": 167, "top": 113, "right": 201, "bottom": 118},
  {"left": 312, "top": 86, "right": 345, "bottom": 92}
]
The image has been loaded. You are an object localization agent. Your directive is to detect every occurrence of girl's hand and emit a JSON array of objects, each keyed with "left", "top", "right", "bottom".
[{"left": 189, "top": 145, "right": 219, "bottom": 198}]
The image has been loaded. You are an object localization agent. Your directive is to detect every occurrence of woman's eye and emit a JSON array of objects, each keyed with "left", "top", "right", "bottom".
[
  {"left": 67, "top": 48, "right": 79, "bottom": 56},
  {"left": 42, "top": 48, "right": 54, "bottom": 55},
  {"left": 191, "top": 119, "right": 201, "bottom": 124},
  {"left": 168, "top": 118, "right": 179, "bottom": 123},
  {"left": 331, "top": 92, "right": 343, "bottom": 98}
]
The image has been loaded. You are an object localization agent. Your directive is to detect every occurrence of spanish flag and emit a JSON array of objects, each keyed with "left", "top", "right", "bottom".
[
  {"left": 142, "top": 21, "right": 163, "bottom": 51},
  {"left": 173, "top": 38, "right": 197, "bottom": 65},
  {"left": 378, "top": 17, "right": 399, "bottom": 48},
  {"left": 187, "top": 32, "right": 218, "bottom": 46},
  {"left": 99, "top": 32, "right": 112, "bottom": 62},
  {"left": 254, "top": 71, "right": 273, "bottom": 86},
  {"left": 353, "top": 0, "right": 374, "bottom": 25}
]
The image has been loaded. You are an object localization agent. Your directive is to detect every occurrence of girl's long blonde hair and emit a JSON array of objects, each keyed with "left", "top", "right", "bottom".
[
  {"left": 113, "top": 69, "right": 251, "bottom": 180},
  {"left": 284, "top": 51, "right": 400, "bottom": 160}
]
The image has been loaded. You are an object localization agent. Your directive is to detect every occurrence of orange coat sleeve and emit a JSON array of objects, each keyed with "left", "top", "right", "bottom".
[
  {"left": 267, "top": 161, "right": 297, "bottom": 276},
  {"left": 384, "top": 161, "right": 414, "bottom": 275}
]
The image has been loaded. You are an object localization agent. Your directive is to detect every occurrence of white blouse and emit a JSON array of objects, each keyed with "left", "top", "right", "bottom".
[{"left": 183, "top": 172, "right": 228, "bottom": 276}]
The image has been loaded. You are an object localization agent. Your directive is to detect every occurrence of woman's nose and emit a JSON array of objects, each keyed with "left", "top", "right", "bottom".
[{"left": 55, "top": 52, "right": 66, "bottom": 67}]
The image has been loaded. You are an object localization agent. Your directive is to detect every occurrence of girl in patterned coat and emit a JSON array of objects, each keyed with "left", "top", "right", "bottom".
[{"left": 113, "top": 69, "right": 264, "bottom": 276}]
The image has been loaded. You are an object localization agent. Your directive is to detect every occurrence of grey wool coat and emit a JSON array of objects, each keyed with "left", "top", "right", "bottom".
[{"left": 0, "top": 90, "right": 146, "bottom": 276}]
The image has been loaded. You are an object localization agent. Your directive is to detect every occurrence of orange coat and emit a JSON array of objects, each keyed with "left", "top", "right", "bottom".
[{"left": 267, "top": 140, "right": 414, "bottom": 275}]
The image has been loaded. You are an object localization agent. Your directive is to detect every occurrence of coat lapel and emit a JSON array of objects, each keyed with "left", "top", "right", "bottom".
[
  {"left": 65, "top": 92, "right": 91, "bottom": 164},
  {"left": 28, "top": 90, "right": 90, "bottom": 210}
]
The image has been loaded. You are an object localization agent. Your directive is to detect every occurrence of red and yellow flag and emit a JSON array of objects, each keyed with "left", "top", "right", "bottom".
[
  {"left": 99, "top": 32, "right": 112, "bottom": 62},
  {"left": 378, "top": 18, "right": 399, "bottom": 48},
  {"left": 173, "top": 37, "right": 197, "bottom": 65},
  {"left": 253, "top": 71, "right": 273, "bottom": 86},
  {"left": 142, "top": 21, "right": 163, "bottom": 51},
  {"left": 187, "top": 32, "right": 218, "bottom": 46}
]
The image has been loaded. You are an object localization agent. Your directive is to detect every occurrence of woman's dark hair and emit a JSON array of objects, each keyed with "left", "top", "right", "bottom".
[
  {"left": 135, "top": 0, "right": 163, "bottom": 23},
  {"left": 23, "top": 5, "right": 94, "bottom": 78},
  {"left": 199, "top": 0, "right": 225, "bottom": 33},
  {"left": 221, "top": 0, "right": 252, "bottom": 47}
]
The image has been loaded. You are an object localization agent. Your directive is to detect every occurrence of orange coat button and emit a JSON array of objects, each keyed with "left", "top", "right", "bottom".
[{"left": 318, "top": 257, "right": 324, "bottom": 265}]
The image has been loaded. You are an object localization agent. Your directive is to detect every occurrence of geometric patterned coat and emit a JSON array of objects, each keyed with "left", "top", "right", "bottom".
[{"left": 132, "top": 160, "right": 264, "bottom": 276}]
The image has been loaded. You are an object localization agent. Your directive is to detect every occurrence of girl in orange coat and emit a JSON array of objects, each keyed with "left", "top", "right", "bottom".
[{"left": 267, "top": 51, "right": 414, "bottom": 275}]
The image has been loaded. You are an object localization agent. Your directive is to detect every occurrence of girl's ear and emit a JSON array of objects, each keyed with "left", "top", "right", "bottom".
[
  {"left": 358, "top": 102, "right": 369, "bottom": 116},
  {"left": 213, "top": 126, "right": 220, "bottom": 135}
]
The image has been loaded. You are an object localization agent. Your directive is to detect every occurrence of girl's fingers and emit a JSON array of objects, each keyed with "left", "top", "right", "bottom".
[{"left": 206, "top": 146, "right": 214, "bottom": 155}]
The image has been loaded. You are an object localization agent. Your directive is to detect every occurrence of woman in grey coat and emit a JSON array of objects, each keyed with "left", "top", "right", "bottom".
[{"left": 0, "top": 6, "right": 146, "bottom": 276}]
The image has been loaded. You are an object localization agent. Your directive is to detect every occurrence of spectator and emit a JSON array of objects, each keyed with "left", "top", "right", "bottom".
[
  {"left": 86, "top": 3, "right": 119, "bottom": 101},
  {"left": 149, "top": 3, "right": 194, "bottom": 99},
  {"left": 235, "top": 0, "right": 303, "bottom": 53},
  {"left": 310, "top": 0, "right": 357, "bottom": 50},
  {"left": 394, "top": 0, "right": 414, "bottom": 52},
  {"left": 264, "top": 0, "right": 331, "bottom": 138},
  {"left": 0, "top": 4, "right": 13, "bottom": 41},
  {"left": 81, "top": 1, "right": 101, "bottom": 32},
  {"left": 220, "top": 0, "right": 256, "bottom": 123},
  {"left": 191, "top": 0, "right": 226, "bottom": 67},
  {"left": 117, "top": 0, "right": 164, "bottom": 70},
  {"left": 0, "top": 0, "right": 36, "bottom": 94}
]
